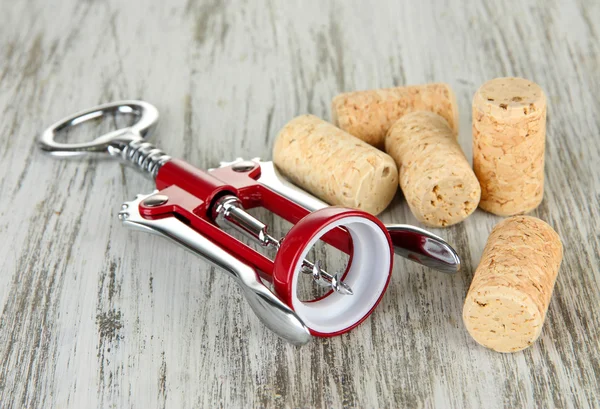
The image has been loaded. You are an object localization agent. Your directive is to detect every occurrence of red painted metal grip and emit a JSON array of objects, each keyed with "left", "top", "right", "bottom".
[{"left": 150, "top": 160, "right": 353, "bottom": 278}]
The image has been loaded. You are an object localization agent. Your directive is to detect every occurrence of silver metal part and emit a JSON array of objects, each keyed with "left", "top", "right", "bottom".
[
  {"left": 39, "top": 100, "right": 171, "bottom": 178},
  {"left": 303, "top": 260, "right": 354, "bottom": 296},
  {"left": 143, "top": 194, "right": 169, "bottom": 207},
  {"left": 232, "top": 161, "right": 257, "bottom": 172},
  {"left": 257, "top": 161, "right": 331, "bottom": 211},
  {"left": 212, "top": 195, "right": 354, "bottom": 295},
  {"left": 212, "top": 195, "right": 280, "bottom": 249},
  {"left": 385, "top": 225, "right": 461, "bottom": 274},
  {"left": 119, "top": 192, "right": 311, "bottom": 346},
  {"left": 213, "top": 159, "right": 461, "bottom": 274}
]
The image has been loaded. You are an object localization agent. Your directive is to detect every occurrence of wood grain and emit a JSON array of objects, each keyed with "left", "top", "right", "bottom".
[{"left": 0, "top": 0, "right": 598, "bottom": 407}]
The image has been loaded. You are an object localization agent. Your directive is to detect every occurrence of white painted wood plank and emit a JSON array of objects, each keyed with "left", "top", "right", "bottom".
[{"left": 0, "top": 0, "right": 598, "bottom": 407}]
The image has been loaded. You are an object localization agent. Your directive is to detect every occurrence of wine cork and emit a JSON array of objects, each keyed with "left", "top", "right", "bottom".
[
  {"left": 273, "top": 115, "right": 398, "bottom": 215},
  {"left": 473, "top": 77, "right": 547, "bottom": 216},
  {"left": 331, "top": 83, "right": 459, "bottom": 149},
  {"left": 385, "top": 111, "right": 480, "bottom": 227},
  {"left": 463, "top": 216, "right": 563, "bottom": 353}
]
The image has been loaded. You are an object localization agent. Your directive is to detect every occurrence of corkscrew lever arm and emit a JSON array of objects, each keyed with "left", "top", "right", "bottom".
[
  {"left": 251, "top": 161, "right": 461, "bottom": 274},
  {"left": 119, "top": 193, "right": 311, "bottom": 345}
]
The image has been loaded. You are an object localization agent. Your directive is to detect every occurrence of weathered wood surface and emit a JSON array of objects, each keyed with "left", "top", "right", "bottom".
[{"left": 0, "top": 0, "right": 598, "bottom": 407}]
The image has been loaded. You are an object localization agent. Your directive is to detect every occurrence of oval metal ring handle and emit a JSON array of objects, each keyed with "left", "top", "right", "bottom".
[{"left": 39, "top": 100, "right": 159, "bottom": 158}]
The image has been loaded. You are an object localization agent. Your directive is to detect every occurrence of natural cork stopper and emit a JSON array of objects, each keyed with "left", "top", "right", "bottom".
[
  {"left": 472, "top": 77, "right": 547, "bottom": 216},
  {"left": 463, "top": 216, "right": 563, "bottom": 353},
  {"left": 385, "top": 112, "right": 480, "bottom": 227},
  {"left": 332, "top": 83, "right": 459, "bottom": 149},
  {"left": 273, "top": 115, "right": 398, "bottom": 215}
]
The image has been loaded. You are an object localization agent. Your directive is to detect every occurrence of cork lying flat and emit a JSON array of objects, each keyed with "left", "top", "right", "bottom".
[
  {"left": 273, "top": 115, "right": 398, "bottom": 215},
  {"left": 332, "top": 83, "right": 459, "bottom": 149},
  {"left": 472, "top": 77, "right": 547, "bottom": 216},
  {"left": 385, "top": 111, "right": 480, "bottom": 227},
  {"left": 463, "top": 216, "right": 563, "bottom": 353}
]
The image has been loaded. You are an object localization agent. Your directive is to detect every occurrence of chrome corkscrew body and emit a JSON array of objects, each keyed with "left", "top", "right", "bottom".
[
  {"left": 38, "top": 100, "right": 459, "bottom": 344},
  {"left": 39, "top": 101, "right": 354, "bottom": 297}
]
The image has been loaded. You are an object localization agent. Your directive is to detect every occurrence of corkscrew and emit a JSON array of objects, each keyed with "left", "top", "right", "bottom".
[{"left": 39, "top": 100, "right": 460, "bottom": 345}]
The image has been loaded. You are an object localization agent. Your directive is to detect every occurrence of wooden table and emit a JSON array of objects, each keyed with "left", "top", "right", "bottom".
[{"left": 1, "top": 0, "right": 598, "bottom": 407}]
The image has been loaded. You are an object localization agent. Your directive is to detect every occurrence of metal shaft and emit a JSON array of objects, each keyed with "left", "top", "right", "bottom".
[
  {"left": 212, "top": 195, "right": 353, "bottom": 295},
  {"left": 301, "top": 259, "right": 353, "bottom": 295}
]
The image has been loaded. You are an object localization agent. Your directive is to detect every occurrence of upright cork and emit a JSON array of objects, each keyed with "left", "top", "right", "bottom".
[
  {"left": 385, "top": 111, "right": 480, "bottom": 227},
  {"left": 331, "top": 83, "right": 459, "bottom": 149},
  {"left": 473, "top": 77, "right": 547, "bottom": 216},
  {"left": 463, "top": 216, "right": 563, "bottom": 353},
  {"left": 273, "top": 115, "right": 398, "bottom": 215}
]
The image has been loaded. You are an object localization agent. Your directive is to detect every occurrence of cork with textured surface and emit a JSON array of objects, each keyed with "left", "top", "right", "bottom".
[
  {"left": 463, "top": 216, "right": 563, "bottom": 353},
  {"left": 273, "top": 114, "right": 398, "bottom": 215},
  {"left": 473, "top": 77, "right": 547, "bottom": 216},
  {"left": 331, "top": 83, "right": 459, "bottom": 149},
  {"left": 385, "top": 111, "right": 480, "bottom": 227}
]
